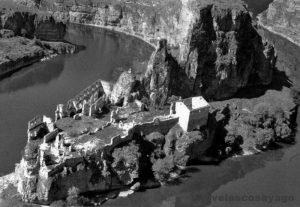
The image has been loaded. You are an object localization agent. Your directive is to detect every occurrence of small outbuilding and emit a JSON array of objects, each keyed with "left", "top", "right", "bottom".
[{"left": 175, "top": 96, "right": 210, "bottom": 132}]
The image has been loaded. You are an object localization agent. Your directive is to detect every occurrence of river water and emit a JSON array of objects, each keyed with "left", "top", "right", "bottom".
[{"left": 0, "top": 1, "right": 300, "bottom": 206}]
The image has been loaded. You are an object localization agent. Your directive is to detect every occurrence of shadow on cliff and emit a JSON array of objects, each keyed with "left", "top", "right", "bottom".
[{"left": 233, "top": 69, "right": 292, "bottom": 99}]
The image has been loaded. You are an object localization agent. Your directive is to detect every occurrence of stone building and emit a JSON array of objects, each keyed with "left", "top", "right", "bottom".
[
  {"left": 175, "top": 96, "right": 210, "bottom": 131},
  {"left": 27, "top": 115, "right": 54, "bottom": 140}
]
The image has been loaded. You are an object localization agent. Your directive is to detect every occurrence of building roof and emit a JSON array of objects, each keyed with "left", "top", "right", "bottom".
[{"left": 180, "top": 96, "right": 210, "bottom": 111}]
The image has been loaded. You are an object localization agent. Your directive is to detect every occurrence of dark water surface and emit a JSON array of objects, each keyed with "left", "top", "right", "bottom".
[
  {"left": 0, "top": 24, "right": 153, "bottom": 175},
  {"left": 1, "top": 1, "right": 300, "bottom": 207}
]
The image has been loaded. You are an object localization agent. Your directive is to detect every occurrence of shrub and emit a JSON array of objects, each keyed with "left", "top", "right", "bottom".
[
  {"left": 66, "top": 186, "right": 80, "bottom": 206},
  {"left": 290, "top": 86, "right": 300, "bottom": 105},
  {"left": 50, "top": 200, "right": 66, "bottom": 207},
  {"left": 112, "top": 142, "right": 141, "bottom": 185},
  {"left": 152, "top": 156, "right": 175, "bottom": 182},
  {"left": 174, "top": 152, "right": 189, "bottom": 167},
  {"left": 23, "top": 140, "right": 41, "bottom": 161},
  {"left": 254, "top": 128, "right": 275, "bottom": 149}
]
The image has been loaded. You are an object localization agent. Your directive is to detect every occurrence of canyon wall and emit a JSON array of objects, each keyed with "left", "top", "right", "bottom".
[
  {"left": 0, "top": 2, "right": 76, "bottom": 78},
  {"left": 258, "top": 0, "right": 300, "bottom": 46},
  {"left": 0, "top": 4, "right": 66, "bottom": 41},
  {"left": 25, "top": 0, "right": 277, "bottom": 100}
]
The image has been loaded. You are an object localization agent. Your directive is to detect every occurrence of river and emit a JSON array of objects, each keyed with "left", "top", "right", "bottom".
[{"left": 0, "top": 0, "right": 300, "bottom": 206}]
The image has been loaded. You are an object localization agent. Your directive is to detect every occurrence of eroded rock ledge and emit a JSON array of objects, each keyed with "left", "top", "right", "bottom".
[{"left": 258, "top": 0, "right": 300, "bottom": 46}]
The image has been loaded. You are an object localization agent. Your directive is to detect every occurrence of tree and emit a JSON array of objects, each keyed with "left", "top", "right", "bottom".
[
  {"left": 152, "top": 156, "right": 175, "bottom": 182},
  {"left": 112, "top": 142, "right": 141, "bottom": 185},
  {"left": 66, "top": 187, "right": 80, "bottom": 206},
  {"left": 254, "top": 128, "right": 275, "bottom": 149},
  {"left": 290, "top": 86, "right": 300, "bottom": 105},
  {"left": 253, "top": 102, "right": 274, "bottom": 128}
]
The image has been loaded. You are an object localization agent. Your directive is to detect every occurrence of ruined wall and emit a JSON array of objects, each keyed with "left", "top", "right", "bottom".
[{"left": 66, "top": 79, "right": 105, "bottom": 110}]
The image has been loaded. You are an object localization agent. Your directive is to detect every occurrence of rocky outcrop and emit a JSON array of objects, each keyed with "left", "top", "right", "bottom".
[
  {"left": 0, "top": 37, "right": 44, "bottom": 78},
  {"left": 144, "top": 1, "right": 276, "bottom": 101},
  {"left": 0, "top": 4, "right": 77, "bottom": 79},
  {"left": 144, "top": 39, "right": 189, "bottom": 106},
  {"left": 110, "top": 71, "right": 137, "bottom": 105},
  {"left": 0, "top": 8, "right": 66, "bottom": 41},
  {"left": 258, "top": 0, "right": 300, "bottom": 46},
  {"left": 25, "top": 0, "right": 277, "bottom": 100},
  {"left": 0, "top": 36, "right": 77, "bottom": 78}
]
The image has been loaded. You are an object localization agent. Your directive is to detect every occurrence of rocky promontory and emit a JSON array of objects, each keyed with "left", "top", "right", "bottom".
[
  {"left": 22, "top": 0, "right": 276, "bottom": 100},
  {"left": 258, "top": 0, "right": 300, "bottom": 46},
  {"left": 0, "top": 1, "right": 78, "bottom": 79}
]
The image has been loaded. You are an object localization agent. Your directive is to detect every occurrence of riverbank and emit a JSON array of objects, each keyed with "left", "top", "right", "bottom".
[
  {"left": 256, "top": 0, "right": 300, "bottom": 48},
  {"left": 0, "top": 36, "right": 78, "bottom": 79},
  {"left": 257, "top": 19, "right": 300, "bottom": 48},
  {"left": 0, "top": 1, "right": 80, "bottom": 80},
  {"left": 74, "top": 23, "right": 157, "bottom": 49}
]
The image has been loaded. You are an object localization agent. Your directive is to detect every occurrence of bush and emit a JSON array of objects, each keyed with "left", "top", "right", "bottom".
[
  {"left": 152, "top": 156, "right": 175, "bottom": 182},
  {"left": 66, "top": 187, "right": 80, "bottom": 206},
  {"left": 23, "top": 140, "right": 41, "bottom": 161},
  {"left": 112, "top": 142, "right": 141, "bottom": 185},
  {"left": 290, "top": 86, "right": 300, "bottom": 105},
  {"left": 50, "top": 200, "right": 66, "bottom": 207},
  {"left": 174, "top": 152, "right": 189, "bottom": 167},
  {"left": 224, "top": 102, "right": 293, "bottom": 152},
  {"left": 254, "top": 128, "right": 275, "bottom": 149}
]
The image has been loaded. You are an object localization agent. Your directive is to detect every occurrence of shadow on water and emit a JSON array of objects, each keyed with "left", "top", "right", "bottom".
[{"left": 0, "top": 58, "right": 65, "bottom": 94}]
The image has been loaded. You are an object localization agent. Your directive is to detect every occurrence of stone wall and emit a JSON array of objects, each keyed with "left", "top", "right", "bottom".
[{"left": 66, "top": 79, "right": 105, "bottom": 110}]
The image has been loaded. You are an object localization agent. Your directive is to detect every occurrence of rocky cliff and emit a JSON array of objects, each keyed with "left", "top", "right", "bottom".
[
  {"left": 0, "top": 1, "right": 77, "bottom": 78},
  {"left": 24, "top": 0, "right": 277, "bottom": 100},
  {"left": 0, "top": 2, "right": 66, "bottom": 41},
  {"left": 258, "top": 0, "right": 300, "bottom": 46}
]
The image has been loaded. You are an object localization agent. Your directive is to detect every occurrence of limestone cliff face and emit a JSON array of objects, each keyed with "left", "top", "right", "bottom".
[
  {"left": 0, "top": 5, "right": 77, "bottom": 78},
  {"left": 0, "top": 10, "right": 66, "bottom": 41},
  {"left": 29, "top": 0, "right": 276, "bottom": 100},
  {"left": 145, "top": 0, "right": 276, "bottom": 101},
  {"left": 110, "top": 71, "right": 137, "bottom": 105},
  {"left": 258, "top": 0, "right": 300, "bottom": 46}
]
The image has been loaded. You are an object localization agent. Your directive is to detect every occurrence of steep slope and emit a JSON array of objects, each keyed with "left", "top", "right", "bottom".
[{"left": 258, "top": 0, "right": 300, "bottom": 46}]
